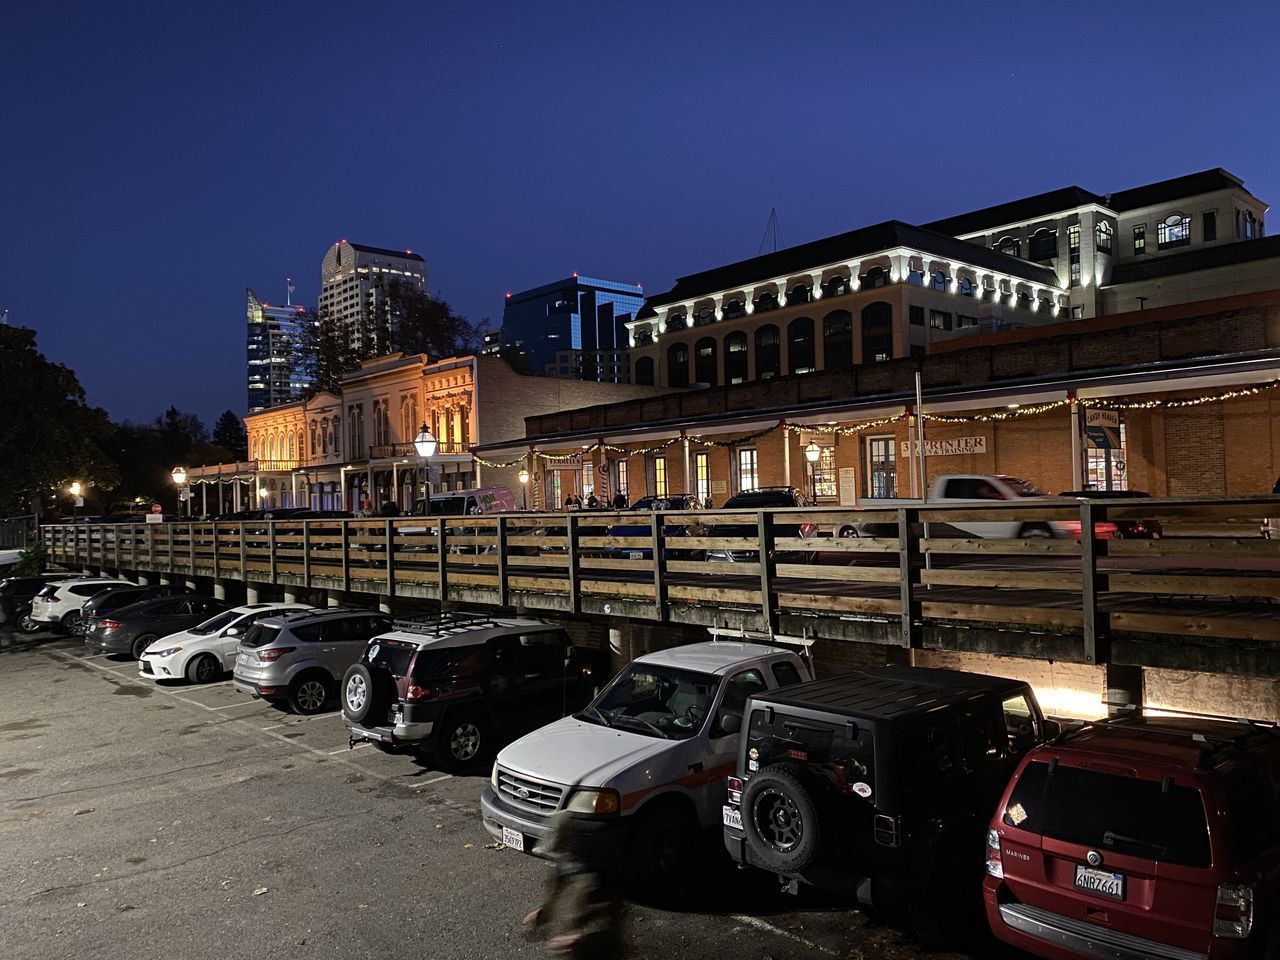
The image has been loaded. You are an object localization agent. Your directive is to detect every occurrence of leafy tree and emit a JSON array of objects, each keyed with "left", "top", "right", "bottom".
[
  {"left": 289, "top": 308, "right": 359, "bottom": 399},
  {"left": 0, "top": 326, "right": 119, "bottom": 516},
  {"left": 385, "top": 280, "right": 479, "bottom": 359},
  {"left": 212, "top": 410, "right": 247, "bottom": 460}
]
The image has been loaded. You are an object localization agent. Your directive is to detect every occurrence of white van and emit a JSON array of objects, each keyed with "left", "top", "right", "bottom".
[{"left": 480, "top": 640, "right": 811, "bottom": 889}]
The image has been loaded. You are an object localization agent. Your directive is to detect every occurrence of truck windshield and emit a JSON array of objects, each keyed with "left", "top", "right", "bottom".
[
  {"left": 1002, "top": 477, "right": 1046, "bottom": 497},
  {"left": 581, "top": 664, "right": 719, "bottom": 740}
]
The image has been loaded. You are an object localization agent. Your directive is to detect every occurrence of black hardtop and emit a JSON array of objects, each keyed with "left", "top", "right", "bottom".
[{"left": 750, "top": 666, "right": 1030, "bottom": 722}]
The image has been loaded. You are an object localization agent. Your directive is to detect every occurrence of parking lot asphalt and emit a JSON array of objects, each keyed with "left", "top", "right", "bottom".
[{"left": 0, "top": 629, "right": 980, "bottom": 960}]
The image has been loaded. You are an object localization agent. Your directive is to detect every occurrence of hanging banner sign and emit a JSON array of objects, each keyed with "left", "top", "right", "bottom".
[
  {"left": 1085, "top": 408, "right": 1121, "bottom": 450},
  {"left": 900, "top": 436, "right": 987, "bottom": 457}
]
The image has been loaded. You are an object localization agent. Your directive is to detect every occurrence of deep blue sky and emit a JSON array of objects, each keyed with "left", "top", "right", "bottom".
[{"left": 4, "top": 1, "right": 1279, "bottom": 426}]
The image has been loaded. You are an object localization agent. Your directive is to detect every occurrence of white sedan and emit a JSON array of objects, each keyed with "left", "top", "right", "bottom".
[{"left": 138, "top": 602, "right": 313, "bottom": 684}]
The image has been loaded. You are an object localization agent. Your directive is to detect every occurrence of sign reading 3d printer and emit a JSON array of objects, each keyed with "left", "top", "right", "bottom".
[{"left": 900, "top": 436, "right": 987, "bottom": 457}]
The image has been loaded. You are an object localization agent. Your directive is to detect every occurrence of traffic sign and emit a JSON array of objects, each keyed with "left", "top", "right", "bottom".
[{"left": 151, "top": 503, "right": 163, "bottom": 514}]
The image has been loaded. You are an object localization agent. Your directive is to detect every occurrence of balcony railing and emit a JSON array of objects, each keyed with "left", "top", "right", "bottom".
[
  {"left": 41, "top": 497, "right": 1280, "bottom": 678},
  {"left": 368, "top": 441, "right": 471, "bottom": 459}
]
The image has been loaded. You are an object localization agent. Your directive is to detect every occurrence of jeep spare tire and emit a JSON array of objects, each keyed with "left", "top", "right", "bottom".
[
  {"left": 341, "top": 663, "right": 383, "bottom": 724},
  {"left": 741, "top": 765, "right": 822, "bottom": 873}
]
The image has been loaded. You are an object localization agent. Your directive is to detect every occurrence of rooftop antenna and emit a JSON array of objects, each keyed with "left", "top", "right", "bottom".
[
  {"left": 286, "top": 277, "right": 295, "bottom": 306},
  {"left": 0, "top": 309, "right": 8, "bottom": 325},
  {"left": 758, "top": 207, "right": 784, "bottom": 256}
]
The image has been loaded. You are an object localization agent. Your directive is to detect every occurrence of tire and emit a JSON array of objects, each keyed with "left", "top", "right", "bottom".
[
  {"left": 288, "top": 673, "right": 331, "bottom": 715},
  {"left": 341, "top": 663, "right": 388, "bottom": 724},
  {"left": 185, "top": 653, "right": 221, "bottom": 684},
  {"left": 837, "top": 525, "right": 859, "bottom": 539},
  {"left": 60, "top": 610, "right": 83, "bottom": 635},
  {"left": 740, "top": 764, "right": 822, "bottom": 874},
  {"left": 1018, "top": 524, "right": 1053, "bottom": 539},
  {"left": 435, "top": 711, "right": 489, "bottom": 771},
  {"left": 17, "top": 613, "right": 41, "bottom": 634},
  {"left": 130, "top": 634, "right": 158, "bottom": 660},
  {"left": 626, "top": 803, "right": 696, "bottom": 893}
]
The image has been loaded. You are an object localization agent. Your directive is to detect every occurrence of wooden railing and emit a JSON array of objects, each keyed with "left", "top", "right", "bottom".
[{"left": 41, "top": 498, "right": 1280, "bottom": 674}]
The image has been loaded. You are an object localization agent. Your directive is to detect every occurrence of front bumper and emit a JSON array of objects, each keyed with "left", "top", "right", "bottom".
[
  {"left": 139, "top": 654, "right": 183, "bottom": 680},
  {"left": 480, "top": 786, "right": 627, "bottom": 858}
]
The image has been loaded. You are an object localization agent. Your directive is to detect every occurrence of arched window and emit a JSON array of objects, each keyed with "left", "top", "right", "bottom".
[
  {"left": 787, "top": 317, "right": 815, "bottom": 374},
  {"left": 667, "top": 342, "right": 689, "bottom": 388},
  {"left": 1029, "top": 228, "right": 1057, "bottom": 261},
  {"left": 320, "top": 418, "right": 330, "bottom": 454},
  {"left": 288, "top": 433, "right": 296, "bottom": 461},
  {"left": 753, "top": 291, "right": 779, "bottom": 313},
  {"left": 268, "top": 436, "right": 277, "bottom": 462},
  {"left": 958, "top": 276, "right": 975, "bottom": 297},
  {"left": 1095, "top": 220, "right": 1113, "bottom": 254},
  {"left": 694, "top": 337, "right": 717, "bottom": 386},
  {"left": 824, "top": 274, "right": 852, "bottom": 297},
  {"left": 1158, "top": 213, "right": 1191, "bottom": 249},
  {"left": 297, "top": 430, "right": 305, "bottom": 461},
  {"left": 720, "top": 300, "right": 744, "bottom": 321},
  {"left": 861, "top": 302, "right": 893, "bottom": 363},
  {"left": 860, "top": 266, "right": 887, "bottom": 289},
  {"left": 724, "top": 331, "right": 748, "bottom": 384},
  {"left": 309, "top": 419, "right": 318, "bottom": 456},
  {"left": 250, "top": 438, "right": 258, "bottom": 460},
  {"left": 787, "top": 283, "right": 810, "bottom": 305},
  {"left": 666, "top": 312, "right": 688, "bottom": 332},
  {"left": 755, "top": 325, "right": 780, "bottom": 380},
  {"left": 930, "top": 270, "right": 947, "bottom": 291},
  {"left": 822, "top": 311, "right": 853, "bottom": 371},
  {"left": 1016, "top": 290, "right": 1032, "bottom": 310},
  {"left": 996, "top": 236, "right": 1020, "bottom": 257},
  {"left": 635, "top": 356, "right": 655, "bottom": 385},
  {"left": 458, "top": 406, "right": 470, "bottom": 447}
]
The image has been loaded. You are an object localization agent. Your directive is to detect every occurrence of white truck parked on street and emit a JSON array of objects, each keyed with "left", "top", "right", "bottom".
[
  {"left": 480, "top": 640, "right": 812, "bottom": 889},
  {"left": 838, "top": 474, "right": 1105, "bottom": 540}
]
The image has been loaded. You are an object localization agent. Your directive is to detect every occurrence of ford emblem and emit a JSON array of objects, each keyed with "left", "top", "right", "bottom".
[{"left": 1086, "top": 850, "right": 1102, "bottom": 867}]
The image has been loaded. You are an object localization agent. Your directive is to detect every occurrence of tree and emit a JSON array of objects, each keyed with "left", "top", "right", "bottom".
[
  {"left": 212, "top": 410, "right": 247, "bottom": 460},
  {"left": 289, "top": 308, "right": 359, "bottom": 399},
  {"left": 385, "top": 280, "right": 480, "bottom": 359},
  {"left": 0, "top": 325, "right": 119, "bottom": 516}
]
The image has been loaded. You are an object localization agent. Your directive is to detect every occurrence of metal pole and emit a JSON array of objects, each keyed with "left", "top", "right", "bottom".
[{"left": 914, "top": 371, "right": 928, "bottom": 501}]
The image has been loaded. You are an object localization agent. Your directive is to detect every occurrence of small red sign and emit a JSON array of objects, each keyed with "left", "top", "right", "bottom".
[{"left": 151, "top": 503, "right": 163, "bottom": 514}]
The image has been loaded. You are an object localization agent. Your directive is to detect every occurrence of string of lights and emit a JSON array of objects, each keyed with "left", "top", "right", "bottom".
[{"left": 1086, "top": 380, "right": 1280, "bottom": 410}]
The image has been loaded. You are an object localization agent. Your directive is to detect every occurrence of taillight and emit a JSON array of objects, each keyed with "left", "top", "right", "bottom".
[
  {"left": 985, "top": 827, "right": 1004, "bottom": 878},
  {"left": 1095, "top": 521, "right": 1119, "bottom": 539},
  {"left": 405, "top": 683, "right": 434, "bottom": 702},
  {"left": 727, "top": 776, "right": 743, "bottom": 804},
  {"left": 874, "top": 813, "right": 902, "bottom": 847},
  {"left": 99, "top": 619, "right": 122, "bottom": 629},
  {"left": 1213, "top": 883, "right": 1253, "bottom": 939},
  {"left": 799, "top": 522, "right": 817, "bottom": 538},
  {"left": 257, "top": 646, "right": 296, "bottom": 662}
]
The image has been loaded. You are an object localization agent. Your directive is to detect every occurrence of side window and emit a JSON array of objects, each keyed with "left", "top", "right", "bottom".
[
  {"left": 520, "top": 631, "right": 567, "bottom": 673},
  {"left": 903, "top": 719, "right": 959, "bottom": 784},
  {"left": 291, "top": 623, "right": 323, "bottom": 643},
  {"left": 770, "top": 660, "right": 803, "bottom": 688},
  {"left": 959, "top": 704, "right": 1006, "bottom": 768},
  {"left": 146, "top": 600, "right": 183, "bottom": 616},
  {"left": 174, "top": 599, "right": 197, "bottom": 615},
  {"left": 1225, "top": 773, "right": 1280, "bottom": 860},
  {"left": 1002, "top": 693, "right": 1038, "bottom": 752},
  {"left": 488, "top": 635, "right": 520, "bottom": 670},
  {"left": 714, "top": 668, "right": 767, "bottom": 738}
]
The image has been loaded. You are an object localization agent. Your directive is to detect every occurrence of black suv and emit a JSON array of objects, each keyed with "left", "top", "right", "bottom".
[
  {"left": 341, "top": 613, "right": 608, "bottom": 771},
  {"left": 706, "top": 487, "right": 816, "bottom": 562},
  {"left": 0, "top": 575, "right": 77, "bottom": 633},
  {"left": 723, "top": 666, "right": 1056, "bottom": 940}
]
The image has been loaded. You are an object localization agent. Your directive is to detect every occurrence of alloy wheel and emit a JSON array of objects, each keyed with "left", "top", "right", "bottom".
[
  {"left": 296, "top": 680, "right": 327, "bottom": 713},
  {"left": 193, "top": 656, "right": 217, "bottom": 683},
  {"left": 344, "top": 674, "right": 367, "bottom": 713},
  {"left": 449, "top": 721, "right": 481, "bottom": 761},
  {"left": 754, "top": 787, "right": 804, "bottom": 851}
]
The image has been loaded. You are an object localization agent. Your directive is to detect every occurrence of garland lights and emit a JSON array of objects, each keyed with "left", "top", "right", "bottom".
[{"left": 469, "top": 379, "right": 1280, "bottom": 468}]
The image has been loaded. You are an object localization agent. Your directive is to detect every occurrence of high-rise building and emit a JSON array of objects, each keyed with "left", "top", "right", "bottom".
[
  {"left": 246, "top": 287, "right": 309, "bottom": 412},
  {"left": 319, "top": 240, "right": 427, "bottom": 357},
  {"left": 499, "top": 276, "right": 645, "bottom": 382}
]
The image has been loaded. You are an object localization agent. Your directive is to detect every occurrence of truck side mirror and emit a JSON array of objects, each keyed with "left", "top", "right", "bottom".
[{"left": 717, "top": 712, "right": 742, "bottom": 735}]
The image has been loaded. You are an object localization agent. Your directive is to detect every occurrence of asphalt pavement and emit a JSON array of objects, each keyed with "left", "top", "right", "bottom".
[{"left": 0, "top": 628, "right": 990, "bottom": 960}]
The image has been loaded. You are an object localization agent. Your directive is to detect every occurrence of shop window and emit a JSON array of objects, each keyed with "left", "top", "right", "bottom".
[
  {"left": 865, "top": 436, "right": 896, "bottom": 498},
  {"left": 695, "top": 452, "right": 710, "bottom": 505},
  {"left": 737, "top": 448, "right": 759, "bottom": 492}
]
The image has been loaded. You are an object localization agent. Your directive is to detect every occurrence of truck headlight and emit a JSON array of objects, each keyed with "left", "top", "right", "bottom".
[{"left": 564, "top": 788, "right": 620, "bottom": 816}]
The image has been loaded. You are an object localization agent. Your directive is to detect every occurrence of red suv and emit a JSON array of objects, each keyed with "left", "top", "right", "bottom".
[{"left": 985, "top": 715, "right": 1280, "bottom": 960}]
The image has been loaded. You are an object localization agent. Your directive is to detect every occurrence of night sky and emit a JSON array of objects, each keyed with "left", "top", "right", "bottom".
[{"left": 4, "top": 1, "right": 1279, "bottom": 427}]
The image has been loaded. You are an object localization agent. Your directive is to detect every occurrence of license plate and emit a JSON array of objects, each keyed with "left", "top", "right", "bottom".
[
  {"left": 1074, "top": 864, "right": 1125, "bottom": 901},
  {"left": 628, "top": 551, "right": 644, "bottom": 560},
  {"left": 722, "top": 805, "right": 743, "bottom": 830},
  {"left": 502, "top": 826, "right": 525, "bottom": 852}
]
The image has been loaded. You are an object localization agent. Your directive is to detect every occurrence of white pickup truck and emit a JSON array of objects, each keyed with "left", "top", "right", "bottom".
[
  {"left": 479, "top": 640, "right": 812, "bottom": 889},
  {"left": 842, "top": 474, "right": 1096, "bottom": 540}
]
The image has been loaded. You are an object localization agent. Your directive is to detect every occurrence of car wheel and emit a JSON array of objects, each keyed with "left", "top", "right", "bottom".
[
  {"left": 435, "top": 712, "right": 489, "bottom": 771},
  {"left": 17, "top": 614, "right": 41, "bottom": 634},
  {"left": 185, "top": 653, "right": 220, "bottom": 684},
  {"left": 288, "top": 674, "right": 331, "bottom": 715},
  {"left": 626, "top": 803, "right": 696, "bottom": 893},
  {"left": 340, "top": 663, "right": 387, "bottom": 724},
  {"left": 1018, "top": 524, "right": 1053, "bottom": 539},
  {"left": 741, "top": 764, "right": 822, "bottom": 873},
  {"left": 837, "top": 525, "right": 858, "bottom": 539},
  {"left": 60, "top": 610, "right": 83, "bottom": 635},
  {"left": 130, "top": 634, "right": 158, "bottom": 660}
]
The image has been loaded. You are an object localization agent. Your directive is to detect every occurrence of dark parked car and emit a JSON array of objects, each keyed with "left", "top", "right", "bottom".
[
  {"left": 604, "top": 495, "right": 707, "bottom": 560},
  {"left": 723, "top": 667, "right": 1056, "bottom": 941},
  {"left": 341, "top": 612, "right": 608, "bottom": 771},
  {"left": 706, "top": 487, "right": 816, "bottom": 562},
  {"left": 0, "top": 574, "right": 78, "bottom": 632},
  {"left": 76, "top": 583, "right": 194, "bottom": 636},
  {"left": 84, "top": 594, "right": 230, "bottom": 659},
  {"left": 1058, "top": 489, "right": 1163, "bottom": 539}
]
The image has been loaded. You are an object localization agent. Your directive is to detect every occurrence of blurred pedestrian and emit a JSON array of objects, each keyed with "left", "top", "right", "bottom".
[
  {"left": 523, "top": 812, "right": 625, "bottom": 959},
  {"left": 586, "top": 494, "right": 599, "bottom": 510},
  {"left": 611, "top": 492, "right": 628, "bottom": 510}
]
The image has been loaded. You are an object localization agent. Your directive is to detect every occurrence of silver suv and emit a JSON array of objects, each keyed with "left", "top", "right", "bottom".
[{"left": 232, "top": 608, "right": 393, "bottom": 714}]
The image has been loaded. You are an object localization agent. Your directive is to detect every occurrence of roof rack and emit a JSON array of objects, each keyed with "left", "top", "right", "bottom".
[{"left": 390, "top": 611, "right": 514, "bottom": 638}]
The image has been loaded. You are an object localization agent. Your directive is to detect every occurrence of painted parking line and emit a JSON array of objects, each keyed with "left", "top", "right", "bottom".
[{"left": 729, "top": 915, "right": 841, "bottom": 957}]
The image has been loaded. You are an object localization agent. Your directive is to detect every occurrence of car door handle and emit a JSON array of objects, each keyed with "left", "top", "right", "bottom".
[{"left": 321, "top": 646, "right": 336, "bottom": 652}]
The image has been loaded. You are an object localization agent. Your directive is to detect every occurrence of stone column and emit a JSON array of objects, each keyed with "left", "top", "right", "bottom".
[
  {"left": 1105, "top": 663, "right": 1144, "bottom": 717},
  {"left": 245, "top": 584, "right": 260, "bottom": 604}
]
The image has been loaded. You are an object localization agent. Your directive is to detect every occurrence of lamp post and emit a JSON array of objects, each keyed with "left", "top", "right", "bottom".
[
  {"left": 413, "top": 423, "right": 438, "bottom": 513},
  {"left": 517, "top": 467, "right": 530, "bottom": 511},
  {"left": 257, "top": 485, "right": 268, "bottom": 510},
  {"left": 171, "top": 466, "right": 188, "bottom": 518},
  {"left": 804, "top": 441, "right": 821, "bottom": 502},
  {"left": 69, "top": 481, "right": 82, "bottom": 518}
]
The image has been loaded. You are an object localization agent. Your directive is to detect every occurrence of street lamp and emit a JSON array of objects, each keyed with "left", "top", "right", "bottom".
[
  {"left": 804, "top": 441, "right": 821, "bottom": 502},
  {"left": 69, "top": 481, "right": 82, "bottom": 518},
  {"left": 517, "top": 467, "right": 530, "bottom": 511},
  {"left": 257, "top": 485, "right": 268, "bottom": 509},
  {"left": 413, "top": 423, "right": 437, "bottom": 512},
  {"left": 171, "top": 466, "right": 188, "bottom": 518}
]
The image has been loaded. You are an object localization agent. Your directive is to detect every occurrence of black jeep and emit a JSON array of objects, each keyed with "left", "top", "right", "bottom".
[{"left": 722, "top": 666, "right": 1056, "bottom": 940}]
